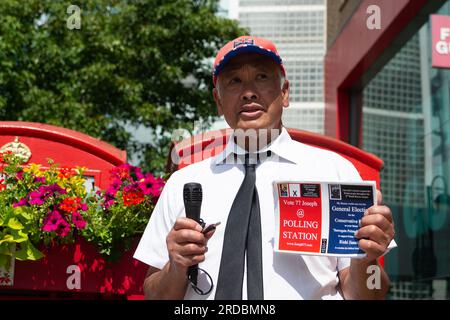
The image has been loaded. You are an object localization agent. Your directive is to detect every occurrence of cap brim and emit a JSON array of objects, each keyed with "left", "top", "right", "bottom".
[{"left": 214, "top": 45, "right": 283, "bottom": 77}]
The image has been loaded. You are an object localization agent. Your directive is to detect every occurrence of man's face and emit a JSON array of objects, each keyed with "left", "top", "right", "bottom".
[{"left": 213, "top": 53, "right": 289, "bottom": 131}]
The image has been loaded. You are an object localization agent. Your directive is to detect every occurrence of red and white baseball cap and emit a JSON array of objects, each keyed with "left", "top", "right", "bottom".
[{"left": 212, "top": 36, "right": 286, "bottom": 87}]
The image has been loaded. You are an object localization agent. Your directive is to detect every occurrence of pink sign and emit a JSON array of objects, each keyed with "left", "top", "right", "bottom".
[{"left": 432, "top": 15, "right": 450, "bottom": 69}]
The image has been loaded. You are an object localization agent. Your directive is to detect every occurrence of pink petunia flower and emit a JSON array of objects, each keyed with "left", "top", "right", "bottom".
[
  {"left": 128, "top": 164, "right": 144, "bottom": 180},
  {"left": 29, "top": 189, "right": 47, "bottom": 205},
  {"left": 104, "top": 199, "right": 115, "bottom": 210},
  {"left": 29, "top": 184, "right": 67, "bottom": 205},
  {"left": 47, "top": 184, "right": 66, "bottom": 195},
  {"left": 42, "top": 210, "right": 63, "bottom": 232},
  {"left": 13, "top": 197, "right": 29, "bottom": 208},
  {"left": 16, "top": 171, "right": 24, "bottom": 180},
  {"left": 106, "top": 186, "right": 119, "bottom": 198},
  {"left": 55, "top": 219, "right": 71, "bottom": 237},
  {"left": 72, "top": 212, "right": 87, "bottom": 229},
  {"left": 110, "top": 179, "right": 122, "bottom": 191},
  {"left": 33, "top": 176, "right": 46, "bottom": 184},
  {"left": 152, "top": 178, "right": 165, "bottom": 197},
  {"left": 138, "top": 175, "right": 156, "bottom": 195}
]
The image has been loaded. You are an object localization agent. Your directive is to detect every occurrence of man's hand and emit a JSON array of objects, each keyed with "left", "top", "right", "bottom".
[
  {"left": 166, "top": 217, "right": 215, "bottom": 276},
  {"left": 339, "top": 190, "right": 395, "bottom": 299},
  {"left": 143, "top": 217, "right": 216, "bottom": 299},
  {"left": 355, "top": 190, "right": 395, "bottom": 261}
]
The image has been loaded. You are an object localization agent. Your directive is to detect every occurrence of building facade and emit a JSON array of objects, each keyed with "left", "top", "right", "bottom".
[{"left": 326, "top": 0, "right": 450, "bottom": 299}]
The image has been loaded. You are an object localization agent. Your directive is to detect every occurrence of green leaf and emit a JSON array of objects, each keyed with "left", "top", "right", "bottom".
[
  {"left": 10, "top": 229, "right": 28, "bottom": 243},
  {"left": 14, "top": 207, "right": 32, "bottom": 220},
  {"left": 7, "top": 217, "right": 23, "bottom": 230},
  {"left": 14, "top": 242, "right": 44, "bottom": 261},
  {"left": 0, "top": 235, "right": 14, "bottom": 245}
]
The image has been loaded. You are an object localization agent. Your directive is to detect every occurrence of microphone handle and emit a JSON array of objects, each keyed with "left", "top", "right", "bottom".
[
  {"left": 186, "top": 209, "right": 201, "bottom": 285},
  {"left": 184, "top": 183, "right": 203, "bottom": 286},
  {"left": 185, "top": 203, "right": 202, "bottom": 286}
]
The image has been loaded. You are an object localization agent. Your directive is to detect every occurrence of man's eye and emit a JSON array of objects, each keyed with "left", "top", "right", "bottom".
[
  {"left": 229, "top": 77, "right": 241, "bottom": 85},
  {"left": 256, "top": 74, "right": 268, "bottom": 80}
]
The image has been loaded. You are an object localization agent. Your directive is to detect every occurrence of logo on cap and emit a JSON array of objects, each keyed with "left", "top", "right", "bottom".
[{"left": 233, "top": 38, "right": 254, "bottom": 49}]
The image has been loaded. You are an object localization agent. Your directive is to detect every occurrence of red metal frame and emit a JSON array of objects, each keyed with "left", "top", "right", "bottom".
[
  {"left": 0, "top": 121, "right": 126, "bottom": 189},
  {"left": 169, "top": 128, "right": 383, "bottom": 188},
  {"left": 0, "top": 122, "right": 126, "bottom": 165},
  {"left": 324, "top": 0, "right": 430, "bottom": 143}
]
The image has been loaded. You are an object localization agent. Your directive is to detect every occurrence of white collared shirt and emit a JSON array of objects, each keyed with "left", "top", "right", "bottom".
[{"left": 134, "top": 128, "right": 379, "bottom": 299}]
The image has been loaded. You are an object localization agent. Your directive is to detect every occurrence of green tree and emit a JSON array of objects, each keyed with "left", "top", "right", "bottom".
[{"left": 0, "top": 0, "right": 245, "bottom": 173}]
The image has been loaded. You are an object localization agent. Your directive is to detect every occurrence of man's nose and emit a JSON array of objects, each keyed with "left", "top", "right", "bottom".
[{"left": 240, "top": 86, "right": 259, "bottom": 101}]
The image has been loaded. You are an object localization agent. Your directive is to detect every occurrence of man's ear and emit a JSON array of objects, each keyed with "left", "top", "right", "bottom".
[
  {"left": 281, "top": 80, "right": 290, "bottom": 108},
  {"left": 213, "top": 88, "right": 224, "bottom": 116}
]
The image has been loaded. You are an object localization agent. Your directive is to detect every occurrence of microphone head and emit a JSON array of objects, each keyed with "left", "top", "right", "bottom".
[
  {"left": 183, "top": 183, "right": 203, "bottom": 207},
  {"left": 184, "top": 183, "right": 202, "bottom": 222}
]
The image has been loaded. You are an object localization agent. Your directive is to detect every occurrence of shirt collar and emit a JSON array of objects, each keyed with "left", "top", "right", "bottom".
[{"left": 212, "top": 127, "right": 300, "bottom": 166}]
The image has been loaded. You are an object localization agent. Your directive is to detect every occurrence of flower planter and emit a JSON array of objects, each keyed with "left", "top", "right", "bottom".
[{"left": 0, "top": 238, "right": 148, "bottom": 299}]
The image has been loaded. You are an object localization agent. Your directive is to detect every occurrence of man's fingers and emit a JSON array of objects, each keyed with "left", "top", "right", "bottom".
[
  {"left": 167, "top": 238, "right": 207, "bottom": 268},
  {"left": 184, "top": 254, "right": 206, "bottom": 265},
  {"left": 360, "top": 214, "right": 392, "bottom": 234},
  {"left": 358, "top": 239, "right": 385, "bottom": 260},
  {"left": 173, "top": 217, "right": 203, "bottom": 232},
  {"left": 355, "top": 225, "right": 392, "bottom": 248},
  {"left": 364, "top": 205, "right": 393, "bottom": 224},
  {"left": 174, "top": 228, "right": 206, "bottom": 245},
  {"left": 176, "top": 242, "right": 207, "bottom": 256},
  {"left": 172, "top": 253, "right": 206, "bottom": 268}
]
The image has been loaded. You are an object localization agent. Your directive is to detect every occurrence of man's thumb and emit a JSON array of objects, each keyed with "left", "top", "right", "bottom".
[{"left": 376, "top": 189, "right": 383, "bottom": 206}]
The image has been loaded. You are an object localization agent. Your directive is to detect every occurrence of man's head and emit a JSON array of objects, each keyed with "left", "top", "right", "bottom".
[{"left": 212, "top": 36, "right": 289, "bottom": 132}]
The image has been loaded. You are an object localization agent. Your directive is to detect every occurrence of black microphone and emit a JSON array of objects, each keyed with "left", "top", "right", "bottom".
[{"left": 183, "top": 182, "right": 203, "bottom": 286}]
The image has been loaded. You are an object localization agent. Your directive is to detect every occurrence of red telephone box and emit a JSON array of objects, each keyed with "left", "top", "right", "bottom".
[{"left": 0, "top": 122, "right": 147, "bottom": 299}]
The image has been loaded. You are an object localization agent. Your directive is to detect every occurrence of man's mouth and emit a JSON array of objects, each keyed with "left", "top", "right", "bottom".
[{"left": 239, "top": 104, "right": 265, "bottom": 119}]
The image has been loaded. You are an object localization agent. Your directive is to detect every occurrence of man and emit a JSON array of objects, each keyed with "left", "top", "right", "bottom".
[{"left": 134, "top": 36, "right": 396, "bottom": 300}]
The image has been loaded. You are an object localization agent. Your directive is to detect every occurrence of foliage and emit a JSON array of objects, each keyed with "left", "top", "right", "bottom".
[
  {"left": 0, "top": 0, "right": 246, "bottom": 174},
  {"left": 83, "top": 163, "right": 165, "bottom": 260},
  {"left": 0, "top": 152, "right": 89, "bottom": 268},
  {"left": 0, "top": 152, "right": 165, "bottom": 268}
]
